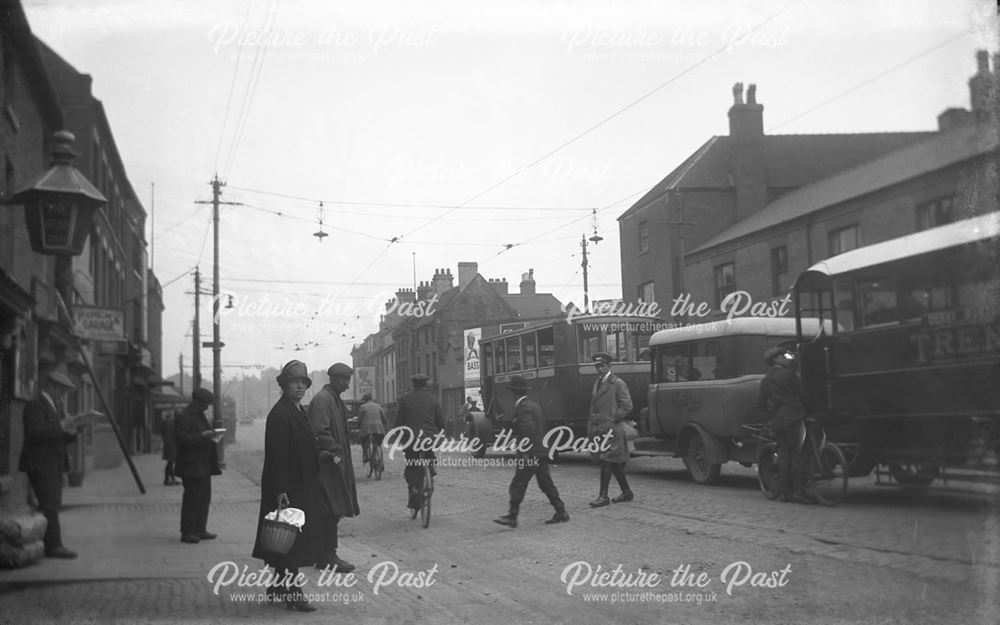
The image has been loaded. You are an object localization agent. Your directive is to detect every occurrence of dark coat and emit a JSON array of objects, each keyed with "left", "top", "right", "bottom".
[
  {"left": 306, "top": 385, "right": 359, "bottom": 518},
  {"left": 756, "top": 364, "right": 808, "bottom": 430},
  {"left": 19, "top": 393, "right": 76, "bottom": 474},
  {"left": 252, "top": 395, "right": 324, "bottom": 569},
  {"left": 587, "top": 372, "right": 633, "bottom": 463},
  {"left": 511, "top": 396, "right": 549, "bottom": 458},
  {"left": 173, "top": 403, "right": 221, "bottom": 478},
  {"left": 161, "top": 413, "right": 177, "bottom": 462},
  {"left": 395, "top": 388, "right": 445, "bottom": 436}
]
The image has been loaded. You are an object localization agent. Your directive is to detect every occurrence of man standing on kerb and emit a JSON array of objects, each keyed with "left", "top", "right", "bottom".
[
  {"left": 174, "top": 388, "right": 221, "bottom": 544},
  {"left": 307, "top": 362, "right": 360, "bottom": 572}
]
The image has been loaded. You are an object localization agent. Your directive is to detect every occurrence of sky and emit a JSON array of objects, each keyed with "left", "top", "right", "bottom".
[{"left": 22, "top": 0, "right": 999, "bottom": 383}]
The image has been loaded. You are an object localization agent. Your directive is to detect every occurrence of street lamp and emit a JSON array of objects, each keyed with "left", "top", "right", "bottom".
[{"left": 11, "top": 130, "right": 106, "bottom": 256}]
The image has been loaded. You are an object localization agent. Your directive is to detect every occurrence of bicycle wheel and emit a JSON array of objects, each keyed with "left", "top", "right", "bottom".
[
  {"left": 810, "top": 442, "right": 848, "bottom": 506},
  {"left": 756, "top": 442, "right": 781, "bottom": 500},
  {"left": 420, "top": 465, "right": 433, "bottom": 528}
]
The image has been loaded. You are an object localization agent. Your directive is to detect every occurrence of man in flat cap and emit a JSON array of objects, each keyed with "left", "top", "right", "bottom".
[
  {"left": 174, "top": 387, "right": 221, "bottom": 543},
  {"left": 493, "top": 375, "right": 568, "bottom": 528},
  {"left": 19, "top": 369, "right": 85, "bottom": 558},
  {"left": 755, "top": 347, "right": 811, "bottom": 503},
  {"left": 395, "top": 373, "right": 445, "bottom": 513},
  {"left": 307, "top": 363, "right": 359, "bottom": 572},
  {"left": 587, "top": 352, "right": 634, "bottom": 508}
]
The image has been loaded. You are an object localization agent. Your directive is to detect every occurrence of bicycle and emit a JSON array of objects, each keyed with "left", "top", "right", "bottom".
[
  {"left": 407, "top": 453, "right": 434, "bottom": 528},
  {"left": 743, "top": 417, "right": 849, "bottom": 506},
  {"left": 365, "top": 436, "right": 384, "bottom": 480}
]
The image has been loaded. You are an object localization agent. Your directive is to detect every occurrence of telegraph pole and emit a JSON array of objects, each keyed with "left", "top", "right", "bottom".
[
  {"left": 192, "top": 268, "right": 201, "bottom": 389},
  {"left": 179, "top": 353, "right": 184, "bottom": 396},
  {"left": 580, "top": 234, "right": 591, "bottom": 313},
  {"left": 196, "top": 176, "right": 241, "bottom": 467}
]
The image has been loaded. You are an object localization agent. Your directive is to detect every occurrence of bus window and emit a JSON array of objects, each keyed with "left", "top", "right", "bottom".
[
  {"left": 578, "top": 324, "right": 602, "bottom": 362},
  {"left": 832, "top": 276, "right": 856, "bottom": 332},
  {"left": 654, "top": 343, "right": 690, "bottom": 383},
  {"left": 538, "top": 327, "right": 556, "bottom": 367},
  {"left": 607, "top": 328, "right": 627, "bottom": 362},
  {"left": 523, "top": 332, "right": 537, "bottom": 369},
  {"left": 631, "top": 327, "right": 652, "bottom": 361},
  {"left": 692, "top": 339, "right": 718, "bottom": 381},
  {"left": 857, "top": 277, "right": 898, "bottom": 327},
  {"left": 483, "top": 342, "right": 494, "bottom": 377},
  {"left": 506, "top": 336, "right": 522, "bottom": 371},
  {"left": 495, "top": 341, "right": 507, "bottom": 373}
]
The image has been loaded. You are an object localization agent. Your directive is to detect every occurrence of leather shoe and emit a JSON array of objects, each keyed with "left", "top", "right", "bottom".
[
  {"left": 180, "top": 534, "right": 201, "bottom": 544},
  {"left": 195, "top": 532, "right": 217, "bottom": 540},
  {"left": 611, "top": 491, "right": 634, "bottom": 503},
  {"left": 330, "top": 555, "right": 356, "bottom": 572},
  {"left": 589, "top": 495, "right": 610, "bottom": 508},
  {"left": 545, "top": 511, "right": 570, "bottom": 524},
  {"left": 45, "top": 546, "right": 77, "bottom": 559},
  {"left": 493, "top": 514, "right": 517, "bottom": 528}
]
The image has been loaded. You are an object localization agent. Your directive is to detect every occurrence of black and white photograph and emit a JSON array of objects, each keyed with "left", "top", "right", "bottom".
[{"left": 1, "top": 0, "right": 998, "bottom": 623}]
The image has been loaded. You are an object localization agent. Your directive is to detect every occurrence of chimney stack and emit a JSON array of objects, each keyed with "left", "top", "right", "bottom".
[
  {"left": 395, "top": 288, "right": 415, "bottom": 305},
  {"left": 519, "top": 268, "right": 536, "bottom": 296},
  {"left": 432, "top": 268, "right": 453, "bottom": 296},
  {"left": 416, "top": 281, "right": 433, "bottom": 301},
  {"left": 489, "top": 278, "right": 509, "bottom": 295},
  {"left": 458, "top": 261, "right": 478, "bottom": 290},
  {"left": 727, "top": 82, "right": 767, "bottom": 221},
  {"left": 969, "top": 50, "right": 997, "bottom": 123}
]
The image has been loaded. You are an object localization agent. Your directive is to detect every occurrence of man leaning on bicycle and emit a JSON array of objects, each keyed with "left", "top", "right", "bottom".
[
  {"left": 755, "top": 347, "right": 812, "bottom": 504},
  {"left": 395, "top": 373, "right": 445, "bottom": 512}
]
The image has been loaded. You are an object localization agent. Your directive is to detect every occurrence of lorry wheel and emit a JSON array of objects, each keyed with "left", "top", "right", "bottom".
[{"left": 683, "top": 435, "right": 721, "bottom": 485}]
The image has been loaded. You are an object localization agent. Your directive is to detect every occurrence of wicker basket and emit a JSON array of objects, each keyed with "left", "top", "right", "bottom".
[{"left": 259, "top": 518, "right": 299, "bottom": 555}]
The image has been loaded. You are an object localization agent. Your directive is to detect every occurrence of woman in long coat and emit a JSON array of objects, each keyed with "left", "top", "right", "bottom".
[{"left": 251, "top": 360, "right": 323, "bottom": 612}]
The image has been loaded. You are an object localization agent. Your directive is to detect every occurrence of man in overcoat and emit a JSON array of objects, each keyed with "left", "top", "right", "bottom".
[
  {"left": 493, "top": 375, "right": 568, "bottom": 528},
  {"left": 395, "top": 373, "right": 445, "bottom": 511},
  {"left": 174, "top": 388, "right": 221, "bottom": 543},
  {"left": 307, "top": 362, "right": 359, "bottom": 572},
  {"left": 587, "top": 352, "right": 634, "bottom": 507},
  {"left": 19, "top": 369, "right": 82, "bottom": 558}
]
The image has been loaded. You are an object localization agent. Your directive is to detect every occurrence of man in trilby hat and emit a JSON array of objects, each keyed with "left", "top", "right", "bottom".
[
  {"left": 493, "top": 375, "right": 568, "bottom": 529},
  {"left": 307, "top": 362, "right": 359, "bottom": 572},
  {"left": 174, "top": 387, "right": 221, "bottom": 543},
  {"left": 20, "top": 369, "right": 84, "bottom": 558}
]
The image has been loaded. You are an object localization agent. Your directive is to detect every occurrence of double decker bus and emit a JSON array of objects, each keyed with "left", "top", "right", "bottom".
[
  {"left": 467, "top": 315, "right": 663, "bottom": 455},
  {"left": 792, "top": 212, "right": 1000, "bottom": 485}
]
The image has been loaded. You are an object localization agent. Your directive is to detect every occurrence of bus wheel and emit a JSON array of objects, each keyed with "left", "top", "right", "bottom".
[
  {"left": 888, "top": 463, "right": 938, "bottom": 487},
  {"left": 683, "top": 435, "right": 721, "bottom": 485}
]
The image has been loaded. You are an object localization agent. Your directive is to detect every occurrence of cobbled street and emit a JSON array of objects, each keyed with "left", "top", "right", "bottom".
[{"left": 1, "top": 419, "right": 997, "bottom": 625}]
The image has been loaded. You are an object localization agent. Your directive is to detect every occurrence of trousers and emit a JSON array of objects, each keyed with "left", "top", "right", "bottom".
[
  {"left": 28, "top": 463, "right": 65, "bottom": 551},
  {"left": 180, "top": 476, "right": 212, "bottom": 535},
  {"left": 508, "top": 457, "right": 564, "bottom": 516}
]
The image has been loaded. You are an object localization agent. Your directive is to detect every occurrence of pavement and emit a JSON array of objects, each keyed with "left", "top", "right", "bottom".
[{"left": 0, "top": 450, "right": 270, "bottom": 586}]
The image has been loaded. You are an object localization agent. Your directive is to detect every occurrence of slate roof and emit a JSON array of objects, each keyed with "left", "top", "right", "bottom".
[
  {"left": 690, "top": 124, "right": 999, "bottom": 255},
  {"left": 501, "top": 293, "right": 564, "bottom": 319},
  {"left": 619, "top": 131, "right": 936, "bottom": 220}
]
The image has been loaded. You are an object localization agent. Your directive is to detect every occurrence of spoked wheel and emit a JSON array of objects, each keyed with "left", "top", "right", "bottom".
[
  {"left": 683, "top": 435, "right": 721, "bottom": 485},
  {"left": 420, "top": 466, "right": 433, "bottom": 528},
  {"left": 809, "top": 442, "right": 848, "bottom": 506},
  {"left": 756, "top": 441, "right": 781, "bottom": 500}
]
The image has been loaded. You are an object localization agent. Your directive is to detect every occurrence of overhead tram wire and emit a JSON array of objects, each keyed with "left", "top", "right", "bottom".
[
  {"left": 221, "top": 0, "right": 277, "bottom": 181},
  {"left": 767, "top": 30, "right": 969, "bottom": 132},
  {"left": 213, "top": 0, "right": 254, "bottom": 174}
]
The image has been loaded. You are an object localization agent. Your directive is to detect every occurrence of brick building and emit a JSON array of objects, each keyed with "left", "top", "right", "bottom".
[
  {"left": 352, "top": 262, "right": 562, "bottom": 429},
  {"left": 685, "top": 51, "right": 999, "bottom": 317},
  {"left": 618, "top": 84, "right": 940, "bottom": 317}
]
